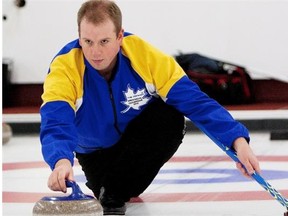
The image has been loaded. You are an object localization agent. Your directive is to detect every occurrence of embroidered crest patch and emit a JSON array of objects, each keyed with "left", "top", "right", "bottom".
[{"left": 121, "top": 84, "right": 152, "bottom": 113}]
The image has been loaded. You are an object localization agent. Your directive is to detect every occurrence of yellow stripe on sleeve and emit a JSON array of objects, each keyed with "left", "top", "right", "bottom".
[
  {"left": 41, "top": 48, "right": 85, "bottom": 111},
  {"left": 121, "top": 35, "right": 186, "bottom": 98}
]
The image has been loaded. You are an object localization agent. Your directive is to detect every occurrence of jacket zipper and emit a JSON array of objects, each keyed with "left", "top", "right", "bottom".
[{"left": 108, "top": 83, "right": 122, "bottom": 136}]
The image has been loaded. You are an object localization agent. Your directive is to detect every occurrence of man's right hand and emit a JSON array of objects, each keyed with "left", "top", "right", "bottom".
[{"left": 47, "top": 159, "right": 74, "bottom": 193}]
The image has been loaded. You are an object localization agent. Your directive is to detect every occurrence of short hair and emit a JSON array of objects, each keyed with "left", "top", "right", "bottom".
[{"left": 77, "top": 0, "right": 122, "bottom": 35}]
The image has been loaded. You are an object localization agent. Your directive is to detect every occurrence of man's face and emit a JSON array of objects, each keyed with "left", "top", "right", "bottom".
[{"left": 79, "top": 18, "right": 123, "bottom": 73}]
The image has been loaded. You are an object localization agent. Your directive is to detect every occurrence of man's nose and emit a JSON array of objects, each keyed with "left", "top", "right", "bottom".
[{"left": 91, "top": 44, "right": 102, "bottom": 57}]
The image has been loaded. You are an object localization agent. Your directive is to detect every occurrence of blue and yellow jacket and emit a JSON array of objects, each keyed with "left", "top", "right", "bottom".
[{"left": 40, "top": 32, "right": 249, "bottom": 169}]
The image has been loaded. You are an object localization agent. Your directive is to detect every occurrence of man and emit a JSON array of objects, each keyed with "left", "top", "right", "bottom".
[{"left": 40, "top": 0, "right": 260, "bottom": 215}]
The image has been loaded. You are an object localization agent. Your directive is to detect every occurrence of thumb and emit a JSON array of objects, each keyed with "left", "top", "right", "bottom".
[
  {"left": 66, "top": 168, "right": 75, "bottom": 182},
  {"left": 243, "top": 161, "right": 255, "bottom": 175}
]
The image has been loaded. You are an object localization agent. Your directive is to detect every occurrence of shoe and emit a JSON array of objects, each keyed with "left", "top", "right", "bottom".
[{"left": 99, "top": 187, "right": 126, "bottom": 215}]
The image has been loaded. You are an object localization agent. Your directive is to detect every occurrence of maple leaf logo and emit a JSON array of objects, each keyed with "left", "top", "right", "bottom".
[{"left": 121, "top": 84, "right": 152, "bottom": 113}]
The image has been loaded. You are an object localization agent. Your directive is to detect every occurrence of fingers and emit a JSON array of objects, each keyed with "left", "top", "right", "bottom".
[
  {"left": 236, "top": 162, "right": 251, "bottom": 178},
  {"left": 235, "top": 152, "right": 261, "bottom": 178},
  {"left": 48, "top": 168, "right": 68, "bottom": 192},
  {"left": 47, "top": 159, "right": 74, "bottom": 193},
  {"left": 241, "top": 151, "right": 261, "bottom": 174},
  {"left": 58, "top": 170, "right": 68, "bottom": 193},
  {"left": 242, "top": 159, "right": 255, "bottom": 175},
  {"left": 233, "top": 137, "right": 261, "bottom": 177},
  {"left": 250, "top": 155, "right": 261, "bottom": 174}
]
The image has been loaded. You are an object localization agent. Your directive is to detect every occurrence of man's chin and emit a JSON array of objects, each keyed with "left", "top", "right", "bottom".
[{"left": 91, "top": 64, "right": 103, "bottom": 71}]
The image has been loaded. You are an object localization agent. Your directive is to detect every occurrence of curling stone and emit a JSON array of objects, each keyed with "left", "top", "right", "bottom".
[
  {"left": 33, "top": 181, "right": 103, "bottom": 216},
  {"left": 2, "top": 123, "right": 12, "bottom": 144}
]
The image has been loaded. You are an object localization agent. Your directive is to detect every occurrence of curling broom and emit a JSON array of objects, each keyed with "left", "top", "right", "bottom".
[{"left": 215, "top": 139, "right": 288, "bottom": 215}]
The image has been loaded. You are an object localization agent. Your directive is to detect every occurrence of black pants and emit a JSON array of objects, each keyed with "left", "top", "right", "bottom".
[{"left": 76, "top": 100, "right": 185, "bottom": 202}]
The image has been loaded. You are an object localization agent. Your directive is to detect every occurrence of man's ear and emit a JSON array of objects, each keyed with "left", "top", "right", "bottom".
[{"left": 118, "top": 28, "right": 124, "bottom": 43}]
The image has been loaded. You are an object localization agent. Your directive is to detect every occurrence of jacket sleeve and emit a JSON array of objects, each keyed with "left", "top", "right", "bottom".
[
  {"left": 40, "top": 46, "right": 84, "bottom": 170},
  {"left": 166, "top": 75, "right": 250, "bottom": 148},
  {"left": 122, "top": 34, "right": 249, "bottom": 148},
  {"left": 40, "top": 101, "right": 77, "bottom": 169}
]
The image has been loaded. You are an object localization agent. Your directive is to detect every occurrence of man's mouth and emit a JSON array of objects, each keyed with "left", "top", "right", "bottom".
[{"left": 92, "top": 59, "right": 104, "bottom": 64}]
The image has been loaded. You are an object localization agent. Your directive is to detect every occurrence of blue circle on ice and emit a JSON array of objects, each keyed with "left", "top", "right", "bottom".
[{"left": 75, "top": 169, "right": 288, "bottom": 184}]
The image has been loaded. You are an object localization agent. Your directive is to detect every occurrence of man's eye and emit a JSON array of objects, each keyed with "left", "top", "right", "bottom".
[
  {"left": 85, "top": 40, "right": 92, "bottom": 45},
  {"left": 100, "top": 40, "right": 109, "bottom": 45}
]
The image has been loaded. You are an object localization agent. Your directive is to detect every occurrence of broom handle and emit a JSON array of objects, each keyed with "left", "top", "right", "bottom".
[{"left": 223, "top": 145, "right": 288, "bottom": 209}]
